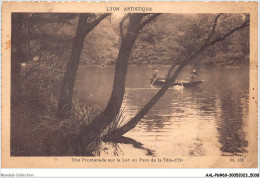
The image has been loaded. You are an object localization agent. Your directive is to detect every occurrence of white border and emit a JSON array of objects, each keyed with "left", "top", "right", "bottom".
[{"left": 0, "top": 0, "right": 259, "bottom": 177}]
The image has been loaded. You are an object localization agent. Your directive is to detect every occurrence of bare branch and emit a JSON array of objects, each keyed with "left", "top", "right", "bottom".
[
  {"left": 208, "top": 19, "right": 249, "bottom": 46},
  {"left": 119, "top": 14, "right": 130, "bottom": 40},
  {"left": 203, "top": 13, "right": 222, "bottom": 47},
  {"left": 138, "top": 13, "right": 161, "bottom": 30},
  {"left": 86, "top": 13, "right": 112, "bottom": 33}
]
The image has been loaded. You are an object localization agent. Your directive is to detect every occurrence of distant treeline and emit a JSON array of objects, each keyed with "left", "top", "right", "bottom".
[{"left": 17, "top": 13, "right": 249, "bottom": 67}]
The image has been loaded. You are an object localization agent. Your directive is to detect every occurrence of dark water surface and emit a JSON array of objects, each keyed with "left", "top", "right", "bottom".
[{"left": 75, "top": 65, "right": 249, "bottom": 157}]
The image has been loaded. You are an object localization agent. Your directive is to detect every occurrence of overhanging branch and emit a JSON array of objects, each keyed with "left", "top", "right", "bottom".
[
  {"left": 138, "top": 13, "right": 161, "bottom": 30},
  {"left": 203, "top": 13, "right": 222, "bottom": 47},
  {"left": 208, "top": 19, "right": 249, "bottom": 46},
  {"left": 86, "top": 13, "right": 112, "bottom": 33}
]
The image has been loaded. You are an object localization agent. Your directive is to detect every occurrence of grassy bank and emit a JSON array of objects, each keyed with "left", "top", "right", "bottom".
[{"left": 11, "top": 50, "right": 105, "bottom": 156}]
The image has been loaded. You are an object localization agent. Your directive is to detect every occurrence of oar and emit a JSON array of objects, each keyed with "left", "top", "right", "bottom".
[{"left": 151, "top": 75, "right": 158, "bottom": 85}]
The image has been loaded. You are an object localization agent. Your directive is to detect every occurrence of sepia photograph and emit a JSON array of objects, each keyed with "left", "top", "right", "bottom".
[{"left": 1, "top": 2, "right": 258, "bottom": 170}]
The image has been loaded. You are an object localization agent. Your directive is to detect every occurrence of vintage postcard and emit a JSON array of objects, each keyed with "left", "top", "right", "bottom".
[{"left": 1, "top": 1, "right": 258, "bottom": 169}]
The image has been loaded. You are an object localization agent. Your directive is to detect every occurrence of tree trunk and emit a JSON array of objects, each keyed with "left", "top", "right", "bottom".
[
  {"left": 80, "top": 14, "right": 144, "bottom": 150},
  {"left": 57, "top": 13, "right": 110, "bottom": 119},
  {"left": 57, "top": 14, "right": 89, "bottom": 119}
]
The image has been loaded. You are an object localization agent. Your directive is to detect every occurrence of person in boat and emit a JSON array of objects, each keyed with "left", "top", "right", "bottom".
[
  {"left": 152, "top": 70, "right": 165, "bottom": 81},
  {"left": 150, "top": 70, "right": 166, "bottom": 85},
  {"left": 152, "top": 70, "right": 159, "bottom": 79},
  {"left": 189, "top": 69, "right": 198, "bottom": 82}
]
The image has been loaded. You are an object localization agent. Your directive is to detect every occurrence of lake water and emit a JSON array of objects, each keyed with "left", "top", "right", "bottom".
[{"left": 75, "top": 65, "right": 249, "bottom": 157}]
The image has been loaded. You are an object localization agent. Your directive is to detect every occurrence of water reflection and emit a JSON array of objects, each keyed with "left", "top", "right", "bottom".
[
  {"left": 75, "top": 65, "right": 249, "bottom": 157},
  {"left": 218, "top": 91, "right": 248, "bottom": 155},
  {"left": 214, "top": 68, "right": 249, "bottom": 156},
  {"left": 103, "top": 136, "right": 155, "bottom": 156}
]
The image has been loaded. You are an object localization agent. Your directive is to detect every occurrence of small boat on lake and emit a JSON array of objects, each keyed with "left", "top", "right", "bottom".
[{"left": 150, "top": 77, "right": 204, "bottom": 87}]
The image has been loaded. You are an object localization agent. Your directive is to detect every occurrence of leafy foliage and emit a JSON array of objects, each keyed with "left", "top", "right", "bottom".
[
  {"left": 21, "top": 50, "right": 65, "bottom": 106},
  {"left": 18, "top": 49, "right": 103, "bottom": 155},
  {"left": 130, "top": 14, "right": 249, "bottom": 66},
  {"left": 80, "top": 18, "right": 119, "bottom": 65}
]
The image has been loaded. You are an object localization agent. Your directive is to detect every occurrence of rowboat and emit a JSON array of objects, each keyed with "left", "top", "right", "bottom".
[{"left": 150, "top": 77, "right": 204, "bottom": 87}]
